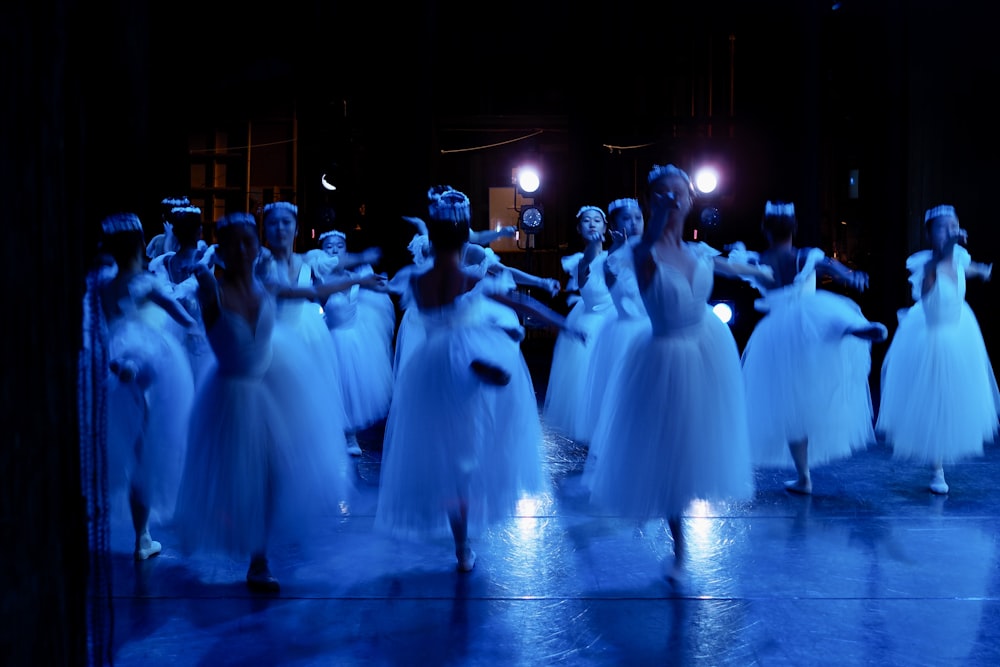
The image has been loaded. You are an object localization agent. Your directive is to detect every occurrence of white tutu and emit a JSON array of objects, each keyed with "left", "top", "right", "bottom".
[
  {"left": 324, "top": 276, "right": 393, "bottom": 431},
  {"left": 741, "top": 249, "right": 876, "bottom": 467},
  {"left": 174, "top": 294, "right": 354, "bottom": 558},
  {"left": 588, "top": 243, "right": 754, "bottom": 518},
  {"left": 375, "top": 273, "right": 545, "bottom": 540},
  {"left": 103, "top": 272, "right": 194, "bottom": 524},
  {"left": 357, "top": 265, "right": 397, "bottom": 348},
  {"left": 543, "top": 251, "right": 615, "bottom": 441},
  {"left": 878, "top": 248, "right": 999, "bottom": 463},
  {"left": 580, "top": 240, "right": 651, "bottom": 452},
  {"left": 148, "top": 252, "right": 215, "bottom": 391}
]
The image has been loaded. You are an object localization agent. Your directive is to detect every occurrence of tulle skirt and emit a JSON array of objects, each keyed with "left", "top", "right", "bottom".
[
  {"left": 579, "top": 314, "right": 652, "bottom": 451},
  {"left": 106, "top": 316, "right": 194, "bottom": 524},
  {"left": 376, "top": 319, "right": 545, "bottom": 540},
  {"left": 393, "top": 307, "right": 425, "bottom": 382},
  {"left": 327, "top": 309, "right": 394, "bottom": 431},
  {"left": 359, "top": 288, "right": 397, "bottom": 350},
  {"left": 174, "top": 322, "right": 354, "bottom": 558},
  {"left": 877, "top": 302, "right": 999, "bottom": 464},
  {"left": 742, "top": 291, "right": 875, "bottom": 467},
  {"left": 587, "top": 309, "right": 755, "bottom": 518},
  {"left": 543, "top": 300, "right": 616, "bottom": 441}
]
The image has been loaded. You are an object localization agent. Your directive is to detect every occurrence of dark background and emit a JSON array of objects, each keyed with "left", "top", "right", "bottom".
[{"left": 3, "top": 1, "right": 998, "bottom": 664}]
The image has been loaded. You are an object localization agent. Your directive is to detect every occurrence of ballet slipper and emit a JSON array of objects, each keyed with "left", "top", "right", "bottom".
[
  {"left": 346, "top": 432, "right": 362, "bottom": 456},
  {"left": 661, "top": 556, "right": 688, "bottom": 591},
  {"left": 246, "top": 558, "right": 280, "bottom": 592},
  {"left": 456, "top": 544, "right": 477, "bottom": 572},
  {"left": 929, "top": 469, "right": 949, "bottom": 495},
  {"left": 134, "top": 531, "right": 162, "bottom": 561},
  {"left": 783, "top": 478, "right": 813, "bottom": 495}
]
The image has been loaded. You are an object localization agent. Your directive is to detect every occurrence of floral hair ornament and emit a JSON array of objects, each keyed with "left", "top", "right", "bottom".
[
  {"left": 576, "top": 205, "right": 606, "bottom": 222},
  {"left": 318, "top": 229, "right": 347, "bottom": 243},
  {"left": 262, "top": 201, "right": 298, "bottom": 219},
  {"left": 407, "top": 233, "right": 431, "bottom": 262},
  {"left": 764, "top": 201, "right": 796, "bottom": 218},
  {"left": 215, "top": 212, "right": 257, "bottom": 229},
  {"left": 169, "top": 205, "right": 203, "bottom": 224},
  {"left": 646, "top": 163, "right": 693, "bottom": 189},
  {"left": 160, "top": 196, "right": 190, "bottom": 208},
  {"left": 427, "top": 185, "right": 471, "bottom": 224},
  {"left": 101, "top": 212, "right": 143, "bottom": 235},
  {"left": 924, "top": 204, "right": 956, "bottom": 224},
  {"left": 608, "top": 198, "right": 640, "bottom": 215}
]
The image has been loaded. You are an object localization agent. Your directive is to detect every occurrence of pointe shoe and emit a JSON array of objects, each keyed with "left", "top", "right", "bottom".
[
  {"left": 661, "top": 557, "right": 688, "bottom": 590},
  {"left": 930, "top": 471, "right": 949, "bottom": 495},
  {"left": 134, "top": 533, "right": 162, "bottom": 561},
  {"left": 456, "top": 545, "right": 477, "bottom": 572},
  {"left": 850, "top": 323, "right": 888, "bottom": 342},
  {"left": 246, "top": 560, "right": 280, "bottom": 592},
  {"left": 783, "top": 478, "right": 813, "bottom": 495},
  {"left": 346, "top": 434, "right": 362, "bottom": 456}
]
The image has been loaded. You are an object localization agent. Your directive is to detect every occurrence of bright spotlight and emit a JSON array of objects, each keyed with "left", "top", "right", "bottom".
[
  {"left": 711, "top": 301, "right": 734, "bottom": 325},
  {"left": 693, "top": 166, "right": 719, "bottom": 195},
  {"left": 320, "top": 173, "right": 337, "bottom": 191},
  {"left": 516, "top": 166, "right": 541, "bottom": 194}
]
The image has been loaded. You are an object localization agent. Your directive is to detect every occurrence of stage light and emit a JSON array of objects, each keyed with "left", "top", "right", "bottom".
[
  {"left": 711, "top": 300, "right": 734, "bottom": 325},
  {"left": 693, "top": 166, "right": 719, "bottom": 195},
  {"left": 516, "top": 166, "right": 541, "bottom": 195},
  {"left": 320, "top": 173, "right": 337, "bottom": 191},
  {"left": 519, "top": 204, "right": 544, "bottom": 232}
]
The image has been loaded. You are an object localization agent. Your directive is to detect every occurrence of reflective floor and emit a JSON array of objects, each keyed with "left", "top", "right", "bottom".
[{"left": 102, "top": 345, "right": 1000, "bottom": 666}]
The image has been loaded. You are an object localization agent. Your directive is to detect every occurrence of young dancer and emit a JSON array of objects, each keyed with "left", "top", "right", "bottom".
[
  {"left": 586, "top": 165, "right": 770, "bottom": 586},
  {"left": 543, "top": 205, "right": 616, "bottom": 443},
  {"left": 734, "top": 200, "right": 887, "bottom": 494},
  {"left": 877, "top": 204, "right": 997, "bottom": 494},
  {"left": 97, "top": 212, "right": 196, "bottom": 560},
  {"left": 175, "top": 212, "right": 376, "bottom": 591},
  {"left": 375, "top": 186, "right": 584, "bottom": 572}
]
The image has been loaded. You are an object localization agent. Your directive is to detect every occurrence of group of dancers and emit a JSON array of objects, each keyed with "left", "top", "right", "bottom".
[{"left": 86, "top": 162, "right": 998, "bottom": 592}]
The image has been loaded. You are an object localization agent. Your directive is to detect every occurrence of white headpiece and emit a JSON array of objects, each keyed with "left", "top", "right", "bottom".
[
  {"left": 924, "top": 204, "right": 956, "bottom": 224},
  {"left": 170, "top": 205, "right": 202, "bottom": 223},
  {"left": 608, "top": 198, "right": 640, "bottom": 215},
  {"left": 216, "top": 212, "right": 257, "bottom": 229},
  {"left": 101, "top": 212, "right": 143, "bottom": 235},
  {"left": 262, "top": 201, "right": 298, "bottom": 219},
  {"left": 319, "top": 229, "right": 347, "bottom": 242},
  {"left": 764, "top": 201, "right": 795, "bottom": 218},
  {"left": 576, "top": 205, "right": 606, "bottom": 222},
  {"left": 427, "top": 186, "right": 471, "bottom": 224},
  {"left": 647, "top": 163, "right": 692, "bottom": 188},
  {"left": 160, "top": 196, "right": 190, "bottom": 209},
  {"left": 408, "top": 233, "right": 431, "bottom": 262}
]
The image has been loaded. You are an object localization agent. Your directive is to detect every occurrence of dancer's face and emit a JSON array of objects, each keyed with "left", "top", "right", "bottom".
[
  {"left": 577, "top": 210, "right": 607, "bottom": 241},
  {"left": 322, "top": 234, "right": 347, "bottom": 258},
  {"left": 263, "top": 209, "right": 297, "bottom": 250},
  {"left": 928, "top": 215, "right": 960, "bottom": 252},
  {"left": 649, "top": 174, "right": 694, "bottom": 219},
  {"left": 612, "top": 208, "right": 644, "bottom": 238},
  {"left": 219, "top": 224, "right": 260, "bottom": 274}
]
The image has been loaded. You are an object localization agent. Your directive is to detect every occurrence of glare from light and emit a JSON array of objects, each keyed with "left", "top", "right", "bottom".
[
  {"left": 321, "top": 173, "right": 337, "bottom": 191},
  {"left": 693, "top": 166, "right": 719, "bottom": 195},
  {"left": 712, "top": 302, "right": 733, "bottom": 324},
  {"left": 517, "top": 166, "right": 541, "bottom": 194}
]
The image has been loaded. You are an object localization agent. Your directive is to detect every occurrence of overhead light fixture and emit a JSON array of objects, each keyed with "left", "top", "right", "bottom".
[{"left": 321, "top": 173, "right": 337, "bottom": 191}]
